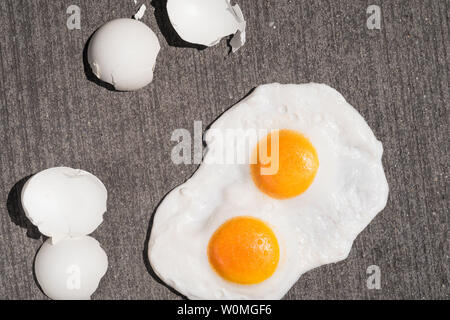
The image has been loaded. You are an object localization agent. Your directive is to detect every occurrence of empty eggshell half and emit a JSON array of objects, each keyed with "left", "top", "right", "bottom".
[
  {"left": 87, "top": 18, "right": 161, "bottom": 91},
  {"left": 34, "top": 236, "right": 108, "bottom": 300},
  {"left": 21, "top": 167, "right": 107, "bottom": 242},
  {"left": 167, "top": 0, "right": 246, "bottom": 52}
]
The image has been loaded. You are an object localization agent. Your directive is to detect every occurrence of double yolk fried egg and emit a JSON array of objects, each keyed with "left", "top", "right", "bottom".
[{"left": 148, "top": 83, "right": 389, "bottom": 299}]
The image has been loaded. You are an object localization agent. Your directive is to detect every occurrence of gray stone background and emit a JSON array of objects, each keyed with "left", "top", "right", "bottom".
[{"left": 0, "top": 0, "right": 448, "bottom": 300}]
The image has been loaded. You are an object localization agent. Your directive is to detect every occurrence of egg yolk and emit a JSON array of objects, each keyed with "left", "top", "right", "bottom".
[
  {"left": 208, "top": 216, "right": 280, "bottom": 285},
  {"left": 251, "top": 129, "right": 319, "bottom": 199}
]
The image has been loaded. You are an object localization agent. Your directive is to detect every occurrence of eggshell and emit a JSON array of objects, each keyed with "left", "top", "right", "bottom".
[
  {"left": 87, "top": 18, "right": 160, "bottom": 91},
  {"left": 34, "top": 236, "right": 108, "bottom": 300},
  {"left": 21, "top": 167, "right": 107, "bottom": 242},
  {"left": 133, "top": 4, "right": 147, "bottom": 21},
  {"left": 167, "top": 0, "right": 246, "bottom": 51}
]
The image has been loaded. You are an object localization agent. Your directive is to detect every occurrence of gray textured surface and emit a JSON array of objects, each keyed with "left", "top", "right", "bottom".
[{"left": 0, "top": 0, "right": 448, "bottom": 300}]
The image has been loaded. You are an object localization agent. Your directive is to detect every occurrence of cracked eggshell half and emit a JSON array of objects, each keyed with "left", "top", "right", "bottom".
[
  {"left": 35, "top": 236, "right": 108, "bottom": 300},
  {"left": 87, "top": 18, "right": 161, "bottom": 91},
  {"left": 167, "top": 0, "right": 246, "bottom": 52},
  {"left": 21, "top": 167, "right": 107, "bottom": 242}
]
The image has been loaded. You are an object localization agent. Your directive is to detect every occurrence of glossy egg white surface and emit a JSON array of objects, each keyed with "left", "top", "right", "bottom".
[{"left": 148, "top": 83, "right": 389, "bottom": 300}]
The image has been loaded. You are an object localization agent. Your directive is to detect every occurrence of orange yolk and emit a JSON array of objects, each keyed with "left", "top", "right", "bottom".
[
  {"left": 208, "top": 216, "right": 280, "bottom": 285},
  {"left": 251, "top": 129, "right": 319, "bottom": 199}
]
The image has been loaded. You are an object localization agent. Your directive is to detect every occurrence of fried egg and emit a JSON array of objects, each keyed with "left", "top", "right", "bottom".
[{"left": 148, "top": 83, "right": 389, "bottom": 299}]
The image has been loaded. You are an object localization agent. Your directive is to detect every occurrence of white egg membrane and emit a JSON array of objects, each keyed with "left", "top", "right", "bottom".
[
  {"left": 148, "top": 83, "right": 389, "bottom": 300},
  {"left": 35, "top": 236, "right": 108, "bottom": 300},
  {"left": 167, "top": 0, "right": 246, "bottom": 52},
  {"left": 88, "top": 18, "right": 160, "bottom": 91},
  {"left": 21, "top": 167, "right": 107, "bottom": 243}
]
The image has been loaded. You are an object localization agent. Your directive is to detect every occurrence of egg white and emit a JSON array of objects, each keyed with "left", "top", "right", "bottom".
[{"left": 148, "top": 83, "right": 389, "bottom": 300}]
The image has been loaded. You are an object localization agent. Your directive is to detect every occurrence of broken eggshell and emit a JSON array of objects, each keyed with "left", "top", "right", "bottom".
[
  {"left": 87, "top": 18, "right": 161, "bottom": 91},
  {"left": 21, "top": 167, "right": 107, "bottom": 243},
  {"left": 167, "top": 0, "right": 246, "bottom": 52},
  {"left": 34, "top": 236, "right": 108, "bottom": 300},
  {"left": 133, "top": 4, "right": 147, "bottom": 21}
]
